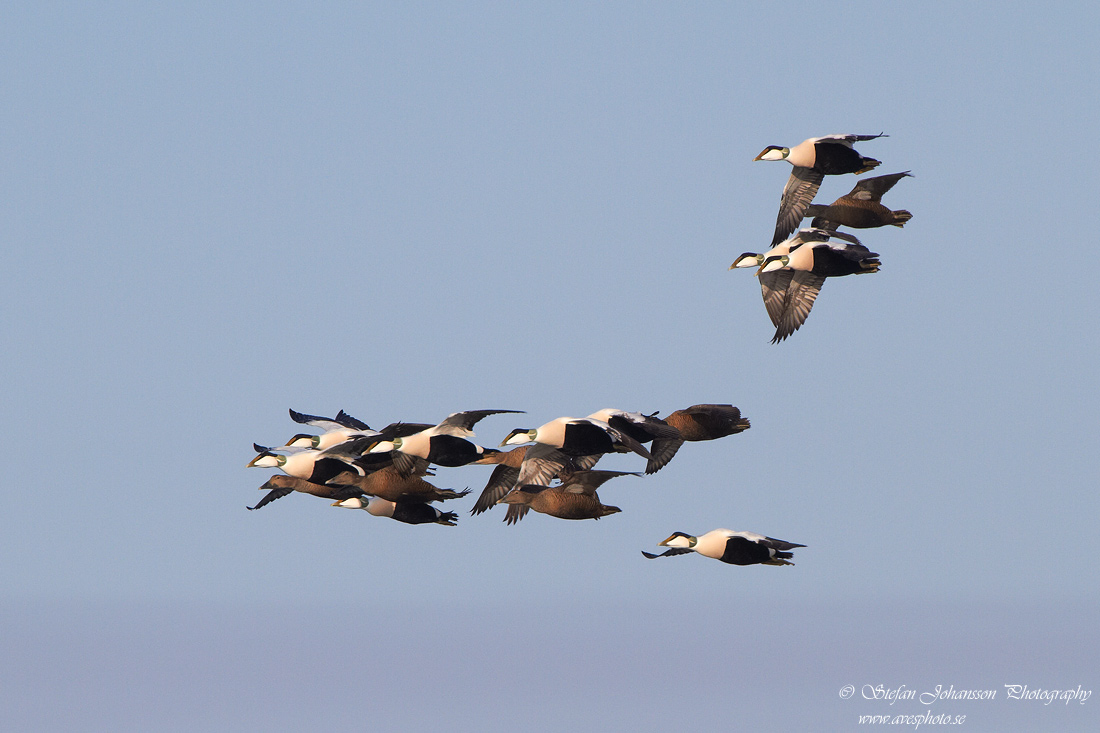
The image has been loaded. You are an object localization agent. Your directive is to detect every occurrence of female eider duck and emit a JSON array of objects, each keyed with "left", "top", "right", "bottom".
[
  {"left": 497, "top": 469, "right": 638, "bottom": 524},
  {"left": 469, "top": 445, "right": 528, "bottom": 515},
  {"left": 247, "top": 474, "right": 365, "bottom": 511},
  {"left": 755, "top": 133, "right": 885, "bottom": 245},
  {"left": 643, "top": 529, "right": 805, "bottom": 566},
  {"left": 803, "top": 171, "right": 913, "bottom": 231},
  {"left": 759, "top": 231, "right": 880, "bottom": 343},
  {"left": 333, "top": 496, "right": 459, "bottom": 526},
  {"left": 324, "top": 465, "right": 470, "bottom": 504},
  {"left": 661, "top": 404, "right": 750, "bottom": 442},
  {"left": 367, "top": 409, "right": 522, "bottom": 476}
]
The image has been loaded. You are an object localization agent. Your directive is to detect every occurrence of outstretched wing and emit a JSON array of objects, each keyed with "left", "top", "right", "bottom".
[
  {"left": 773, "top": 166, "right": 824, "bottom": 246},
  {"left": 641, "top": 548, "right": 695, "bottom": 559},
  {"left": 772, "top": 271, "right": 826, "bottom": 344}
]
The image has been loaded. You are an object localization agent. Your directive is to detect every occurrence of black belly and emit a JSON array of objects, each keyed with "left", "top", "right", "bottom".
[
  {"left": 720, "top": 536, "right": 773, "bottom": 565},
  {"left": 813, "top": 143, "right": 865, "bottom": 175},
  {"left": 426, "top": 435, "right": 481, "bottom": 466},
  {"left": 561, "top": 422, "right": 616, "bottom": 456}
]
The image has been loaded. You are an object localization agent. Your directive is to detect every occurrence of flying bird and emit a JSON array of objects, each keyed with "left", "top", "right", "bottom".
[
  {"left": 497, "top": 469, "right": 639, "bottom": 524},
  {"left": 247, "top": 475, "right": 365, "bottom": 511},
  {"left": 500, "top": 416, "right": 653, "bottom": 462},
  {"left": 325, "top": 465, "right": 470, "bottom": 504},
  {"left": 803, "top": 171, "right": 913, "bottom": 231},
  {"left": 333, "top": 496, "right": 460, "bottom": 526},
  {"left": 660, "top": 404, "right": 750, "bottom": 442},
  {"left": 732, "top": 228, "right": 868, "bottom": 342},
  {"left": 367, "top": 409, "right": 522, "bottom": 476},
  {"left": 759, "top": 230, "right": 880, "bottom": 343},
  {"left": 755, "top": 133, "right": 885, "bottom": 245},
  {"left": 642, "top": 529, "right": 804, "bottom": 566},
  {"left": 586, "top": 408, "right": 685, "bottom": 474}
]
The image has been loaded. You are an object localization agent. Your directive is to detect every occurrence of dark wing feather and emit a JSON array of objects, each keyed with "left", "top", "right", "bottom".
[
  {"left": 391, "top": 451, "right": 431, "bottom": 478},
  {"left": 559, "top": 470, "right": 640, "bottom": 495},
  {"left": 763, "top": 536, "right": 807, "bottom": 551},
  {"left": 333, "top": 410, "right": 371, "bottom": 431},
  {"left": 641, "top": 548, "right": 695, "bottom": 559},
  {"left": 646, "top": 435, "right": 685, "bottom": 473},
  {"left": 516, "top": 443, "right": 571, "bottom": 486},
  {"left": 850, "top": 171, "right": 911, "bottom": 201},
  {"left": 759, "top": 269, "right": 794, "bottom": 328},
  {"left": 773, "top": 166, "right": 824, "bottom": 245},
  {"left": 772, "top": 271, "right": 826, "bottom": 343},
  {"left": 470, "top": 465, "right": 520, "bottom": 515},
  {"left": 247, "top": 486, "right": 293, "bottom": 511},
  {"left": 504, "top": 501, "right": 531, "bottom": 525},
  {"left": 437, "top": 409, "right": 524, "bottom": 432}
]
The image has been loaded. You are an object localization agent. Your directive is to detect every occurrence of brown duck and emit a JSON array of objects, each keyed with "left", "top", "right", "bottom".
[
  {"left": 803, "top": 171, "right": 913, "bottom": 230},
  {"left": 497, "top": 469, "right": 638, "bottom": 524}
]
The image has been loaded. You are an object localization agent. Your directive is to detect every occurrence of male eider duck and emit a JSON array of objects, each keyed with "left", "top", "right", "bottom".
[
  {"left": 755, "top": 133, "right": 885, "bottom": 245},
  {"left": 497, "top": 469, "right": 638, "bottom": 524},
  {"left": 587, "top": 408, "right": 685, "bottom": 474},
  {"left": 732, "top": 228, "right": 864, "bottom": 338},
  {"left": 642, "top": 529, "right": 805, "bottom": 566},
  {"left": 247, "top": 444, "right": 365, "bottom": 485},
  {"left": 333, "top": 496, "right": 459, "bottom": 526},
  {"left": 803, "top": 171, "right": 913, "bottom": 231},
  {"left": 759, "top": 231, "right": 880, "bottom": 343},
  {"left": 284, "top": 408, "right": 379, "bottom": 450},
  {"left": 367, "top": 409, "right": 522, "bottom": 476},
  {"left": 284, "top": 409, "right": 435, "bottom": 452},
  {"left": 500, "top": 416, "right": 653, "bottom": 462}
]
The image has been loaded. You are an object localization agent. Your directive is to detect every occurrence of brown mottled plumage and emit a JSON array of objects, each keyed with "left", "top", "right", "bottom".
[
  {"left": 469, "top": 446, "right": 529, "bottom": 515},
  {"left": 498, "top": 469, "right": 637, "bottom": 524},
  {"left": 661, "top": 404, "right": 750, "bottom": 442},
  {"left": 247, "top": 475, "right": 365, "bottom": 511},
  {"left": 804, "top": 171, "right": 913, "bottom": 231},
  {"left": 326, "top": 465, "right": 470, "bottom": 503}
]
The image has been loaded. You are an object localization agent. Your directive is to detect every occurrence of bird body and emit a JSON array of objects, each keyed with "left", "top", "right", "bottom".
[
  {"left": 285, "top": 408, "right": 379, "bottom": 450},
  {"left": 368, "top": 409, "right": 520, "bottom": 475},
  {"left": 497, "top": 469, "right": 637, "bottom": 523},
  {"left": 804, "top": 171, "right": 913, "bottom": 230},
  {"left": 334, "top": 496, "right": 459, "bottom": 525},
  {"left": 247, "top": 475, "right": 364, "bottom": 511},
  {"left": 643, "top": 529, "right": 804, "bottom": 566},
  {"left": 326, "top": 465, "right": 470, "bottom": 504},
  {"left": 744, "top": 229, "right": 879, "bottom": 343},
  {"left": 755, "top": 133, "right": 885, "bottom": 245},
  {"left": 501, "top": 417, "right": 653, "bottom": 460},
  {"left": 247, "top": 444, "right": 361, "bottom": 485},
  {"left": 661, "top": 404, "right": 750, "bottom": 442},
  {"left": 499, "top": 487, "right": 621, "bottom": 522},
  {"left": 587, "top": 408, "right": 684, "bottom": 474}
]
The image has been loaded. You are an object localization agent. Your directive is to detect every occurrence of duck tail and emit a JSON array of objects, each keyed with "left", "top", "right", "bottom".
[
  {"left": 891, "top": 210, "right": 913, "bottom": 227},
  {"left": 856, "top": 156, "right": 881, "bottom": 174}
]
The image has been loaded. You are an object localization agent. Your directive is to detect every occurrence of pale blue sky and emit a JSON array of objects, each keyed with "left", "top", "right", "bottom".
[{"left": 2, "top": 3, "right": 1097, "bottom": 731}]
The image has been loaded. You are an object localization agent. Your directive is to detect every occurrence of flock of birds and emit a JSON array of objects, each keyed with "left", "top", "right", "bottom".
[
  {"left": 733, "top": 133, "right": 912, "bottom": 343},
  {"left": 245, "top": 133, "right": 913, "bottom": 568},
  {"left": 245, "top": 405, "right": 805, "bottom": 566}
]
